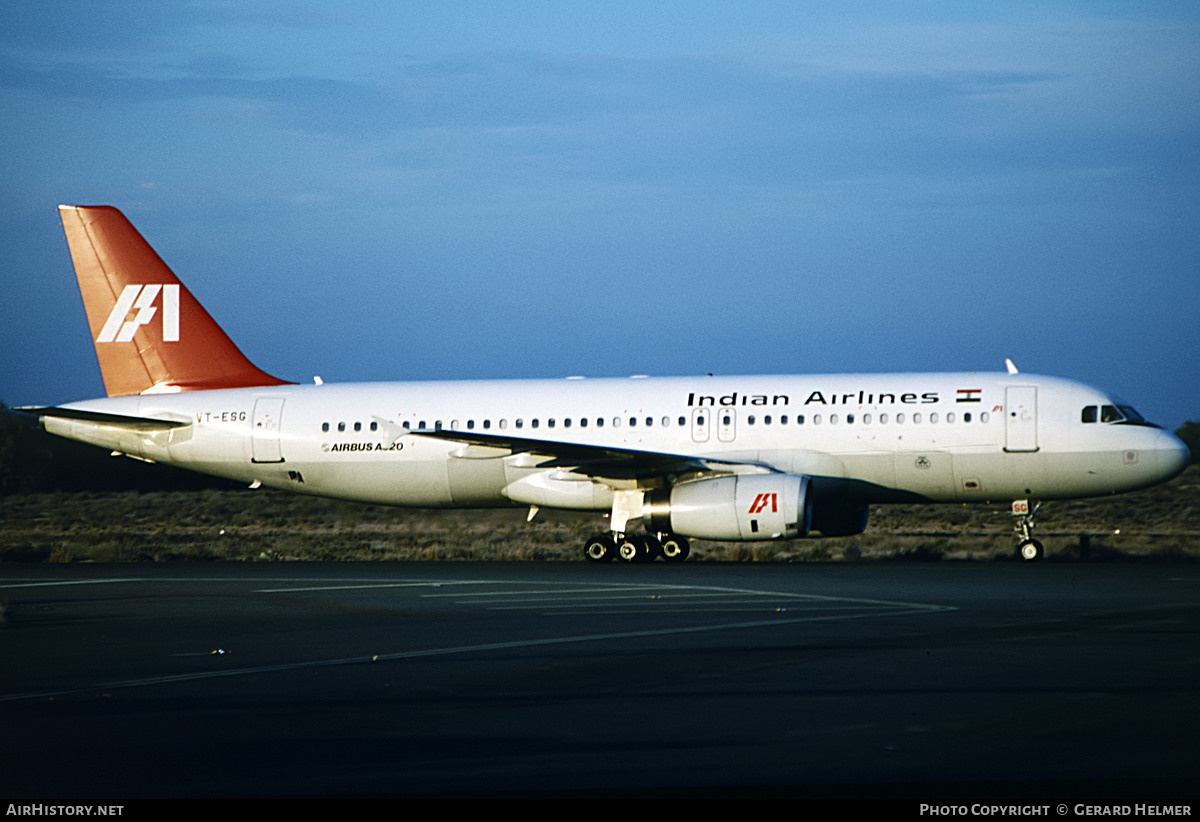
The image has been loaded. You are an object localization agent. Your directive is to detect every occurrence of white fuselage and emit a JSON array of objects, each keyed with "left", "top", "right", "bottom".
[{"left": 45, "top": 371, "right": 1189, "bottom": 513}]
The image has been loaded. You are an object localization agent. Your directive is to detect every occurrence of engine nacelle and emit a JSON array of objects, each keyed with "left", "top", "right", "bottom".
[
  {"left": 645, "top": 474, "right": 812, "bottom": 541},
  {"left": 809, "top": 502, "right": 870, "bottom": 537}
]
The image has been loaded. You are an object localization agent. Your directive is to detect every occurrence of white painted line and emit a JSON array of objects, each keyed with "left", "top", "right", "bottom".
[
  {"left": 254, "top": 581, "right": 494, "bottom": 593},
  {"left": 0, "top": 578, "right": 144, "bottom": 589},
  {"left": 423, "top": 585, "right": 661, "bottom": 598}
]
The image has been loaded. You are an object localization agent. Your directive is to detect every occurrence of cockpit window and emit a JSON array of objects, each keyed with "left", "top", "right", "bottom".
[{"left": 1082, "top": 404, "right": 1155, "bottom": 427}]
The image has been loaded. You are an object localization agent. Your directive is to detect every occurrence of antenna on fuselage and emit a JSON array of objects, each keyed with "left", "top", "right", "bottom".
[{"left": 1005, "top": 358, "right": 1019, "bottom": 375}]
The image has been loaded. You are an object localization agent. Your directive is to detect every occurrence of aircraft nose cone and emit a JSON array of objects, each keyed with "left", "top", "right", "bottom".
[{"left": 1158, "top": 429, "right": 1191, "bottom": 480}]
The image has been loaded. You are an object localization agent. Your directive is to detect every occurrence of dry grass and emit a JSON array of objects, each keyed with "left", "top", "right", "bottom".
[{"left": 1, "top": 466, "right": 1197, "bottom": 563}]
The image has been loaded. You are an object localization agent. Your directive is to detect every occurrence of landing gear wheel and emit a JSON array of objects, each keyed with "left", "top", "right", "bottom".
[
  {"left": 617, "top": 534, "right": 656, "bottom": 563},
  {"left": 1018, "top": 539, "right": 1044, "bottom": 562},
  {"left": 584, "top": 534, "right": 616, "bottom": 563},
  {"left": 659, "top": 535, "right": 690, "bottom": 563}
]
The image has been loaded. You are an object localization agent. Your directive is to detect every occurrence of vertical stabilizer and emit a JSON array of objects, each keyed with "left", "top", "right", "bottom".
[{"left": 59, "top": 205, "right": 292, "bottom": 396}]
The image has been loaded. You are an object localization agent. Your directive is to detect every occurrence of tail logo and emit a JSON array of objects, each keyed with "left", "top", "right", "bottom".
[{"left": 97, "top": 284, "right": 179, "bottom": 343}]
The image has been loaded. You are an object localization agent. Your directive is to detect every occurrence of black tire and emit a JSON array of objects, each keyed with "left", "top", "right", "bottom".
[
  {"left": 659, "top": 535, "right": 690, "bottom": 562},
  {"left": 617, "top": 535, "right": 657, "bottom": 563},
  {"left": 1018, "top": 539, "right": 1044, "bottom": 561},
  {"left": 584, "top": 535, "right": 616, "bottom": 562}
]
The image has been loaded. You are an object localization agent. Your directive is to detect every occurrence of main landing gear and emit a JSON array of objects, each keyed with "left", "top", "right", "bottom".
[
  {"left": 583, "top": 532, "right": 691, "bottom": 563},
  {"left": 1012, "top": 499, "right": 1044, "bottom": 561},
  {"left": 585, "top": 488, "right": 690, "bottom": 563}
]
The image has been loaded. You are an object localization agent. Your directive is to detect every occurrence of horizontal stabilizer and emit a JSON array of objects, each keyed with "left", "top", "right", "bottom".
[{"left": 18, "top": 406, "right": 192, "bottom": 431}]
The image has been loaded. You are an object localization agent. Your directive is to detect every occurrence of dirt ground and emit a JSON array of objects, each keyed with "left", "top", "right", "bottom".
[{"left": 2, "top": 466, "right": 1196, "bottom": 563}]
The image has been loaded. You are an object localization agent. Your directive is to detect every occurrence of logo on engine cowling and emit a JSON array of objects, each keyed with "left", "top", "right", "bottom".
[{"left": 748, "top": 493, "right": 778, "bottom": 514}]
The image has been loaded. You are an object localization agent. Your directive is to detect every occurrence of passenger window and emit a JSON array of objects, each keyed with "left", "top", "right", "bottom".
[
  {"left": 929, "top": 413, "right": 938, "bottom": 424},
  {"left": 846, "top": 414, "right": 854, "bottom": 424},
  {"left": 579, "top": 418, "right": 588, "bottom": 428},
  {"left": 370, "top": 421, "right": 378, "bottom": 431},
  {"left": 748, "top": 415, "right": 756, "bottom": 425},
  {"left": 797, "top": 414, "right": 805, "bottom": 425},
  {"left": 548, "top": 419, "right": 555, "bottom": 428},
  {"left": 880, "top": 413, "right": 887, "bottom": 424},
  {"left": 516, "top": 419, "right": 524, "bottom": 429},
  {"left": 830, "top": 414, "right": 838, "bottom": 425},
  {"left": 338, "top": 422, "right": 346, "bottom": 432},
  {"left": 322, "top": 422, "right": 330, "bottom": 432},
  {"left": 483, "top": 419, "right": 491, "bottom": 430},
  {"left": 780, "top": 415, "right": 788, "bottom": 424},
  {"left": 467, "top": 420, "right": 475, "bottom": 430},
  {"left": 532, "top": 419, "right": 540, "bottom": 429},
  {"left": 677, "top": 416, "right": 685, "bottom": 426},
  {"left": 862, "top": 413, "right": 871, "bottom": 424}
]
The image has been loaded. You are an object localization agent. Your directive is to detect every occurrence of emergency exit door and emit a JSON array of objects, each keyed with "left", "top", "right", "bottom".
[
  {"left": 1004, "top": 386, "right": 1038, "bottom": 453},
  {"left": 251, "top": 397, "right": 286, "bottom": 463}
]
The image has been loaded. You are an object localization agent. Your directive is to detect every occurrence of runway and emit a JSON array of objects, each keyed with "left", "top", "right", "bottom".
[{"left": 2, "top": 561, "right": 1197, "bottom": 798}]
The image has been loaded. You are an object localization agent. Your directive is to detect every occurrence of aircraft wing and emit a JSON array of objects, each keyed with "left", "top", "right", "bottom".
[
  {"left": 17, "top": 406, "right": 192, "bottom": 431},
  {"left": 411, "top": 428, "right": 765, "bottom": 481}
]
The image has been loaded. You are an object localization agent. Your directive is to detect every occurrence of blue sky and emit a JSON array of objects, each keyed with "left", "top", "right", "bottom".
[{"left": 2, "top": 1, "right": 1198, "bottom": 427}]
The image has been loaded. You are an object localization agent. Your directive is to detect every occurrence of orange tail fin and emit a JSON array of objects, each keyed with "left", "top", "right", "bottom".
[{"left": 59, "top": 205, "right": 293, "bottom": 397}]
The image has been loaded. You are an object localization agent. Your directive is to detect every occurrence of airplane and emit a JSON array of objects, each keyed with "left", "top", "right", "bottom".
[{"left": 21, "top": 205, "right": 1190, "bottom": 563}]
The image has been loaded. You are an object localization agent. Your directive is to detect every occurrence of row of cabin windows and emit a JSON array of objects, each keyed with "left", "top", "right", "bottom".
[
  {"left": 323, "top": 416, "right": 689, "bottom": 433},
  {"left": 731, "top": 410, "right": 989, "bottom": 426},
  {"left": 321, "top": 421, "right": 380, "bottom": 433},
  {"left": 320, "top": 410, "right": 991, "bottom": 433}
]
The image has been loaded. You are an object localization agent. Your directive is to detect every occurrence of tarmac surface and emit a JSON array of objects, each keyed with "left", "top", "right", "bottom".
[{"left": 1, "top": 560, "right": 1197, "bottom": 798}]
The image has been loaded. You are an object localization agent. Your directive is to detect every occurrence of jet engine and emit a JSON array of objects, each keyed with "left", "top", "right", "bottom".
[{"left": 645, "top": 473, "right": 812, "bottom": 541}]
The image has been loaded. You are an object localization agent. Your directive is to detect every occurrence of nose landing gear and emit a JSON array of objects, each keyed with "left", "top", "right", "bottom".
[{"left": 1012, "top": 499, "right": 1044, "bottom": 561}]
